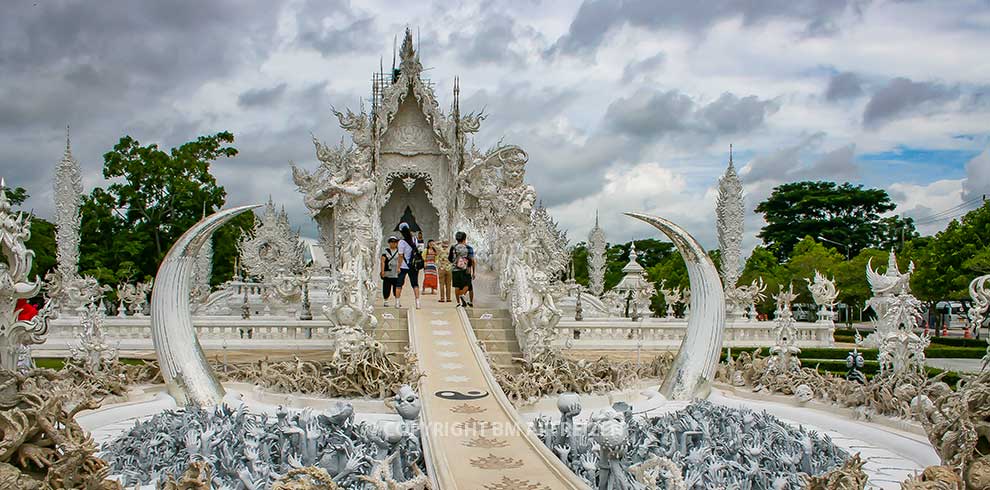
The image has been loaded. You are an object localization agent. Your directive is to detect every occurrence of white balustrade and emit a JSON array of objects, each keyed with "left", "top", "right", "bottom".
[
  {"left": 555, "top": 319, "right": 834, "bottom": 350},
  {"left": 38, "top": 315, "right": 345, "bottom": 352},
  {"left": 37, "top": 315, "right": 834, "bottom": 353}
]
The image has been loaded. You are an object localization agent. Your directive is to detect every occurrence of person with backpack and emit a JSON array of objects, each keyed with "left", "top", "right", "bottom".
[
  {"left": 380, "top": 236, "right": 401, "bottom": 307},
  {"left": 448, "top": 231, "right": 475, "bottom": 307},
  {"left": 396, "top": 222, "right": 423, "bottom": 309}
]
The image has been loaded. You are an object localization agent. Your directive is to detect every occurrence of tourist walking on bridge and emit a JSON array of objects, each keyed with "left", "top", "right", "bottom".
[
  {"left": 395, "top": 222, "right": 423, "bottom": 309},
  {"left": 436, "top": 239, "right": 452, "bottom": 302},
  {"left": 380, "top": 236, "right": 400, "bottom": 307},
  {"left": 423, "top": 239, "right": 438, "bottom": 294},
  {"left": 449, "top": 231, "right": 475, "bottom": 307}
]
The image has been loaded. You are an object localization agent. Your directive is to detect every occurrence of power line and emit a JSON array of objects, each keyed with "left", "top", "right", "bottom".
[
  {"left": 914, "top": 201, "right": 984, "bottom": 225},
  {"left": 910, "top": 196, "right": 984, "bottom": 223}
]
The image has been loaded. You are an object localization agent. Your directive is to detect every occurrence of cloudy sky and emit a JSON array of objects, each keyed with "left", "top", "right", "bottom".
[{"left": 2, "top": 0, "right": 989, "bottom": 253}]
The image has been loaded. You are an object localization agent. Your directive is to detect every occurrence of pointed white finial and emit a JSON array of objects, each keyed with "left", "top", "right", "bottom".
[{"left": 886, "top": 249, "right": 900, "bottom": 276}]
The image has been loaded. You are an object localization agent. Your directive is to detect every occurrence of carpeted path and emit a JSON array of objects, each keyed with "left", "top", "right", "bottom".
[{"left": 408, "top": 295, "right": 589, "bottom": 490}]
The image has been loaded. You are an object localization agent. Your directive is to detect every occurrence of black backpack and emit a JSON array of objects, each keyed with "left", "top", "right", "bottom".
[{"left": 407, "top": 239, "right": 425, "bottom": 270}]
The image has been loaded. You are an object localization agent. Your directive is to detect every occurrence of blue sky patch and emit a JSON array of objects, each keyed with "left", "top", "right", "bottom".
[{"left": 856, "top": 145, "right": 980, "bottom": 186}]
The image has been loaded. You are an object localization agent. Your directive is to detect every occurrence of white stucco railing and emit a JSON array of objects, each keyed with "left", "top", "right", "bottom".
[
  {"left": 554, "top": 319, "right": 835, "bottom": 349},
  {"left": 36, "top": 315, "right": 413, "bottom": 352},
  {"left": 36, "top": 315, "right": 834, "bottom": 352}
]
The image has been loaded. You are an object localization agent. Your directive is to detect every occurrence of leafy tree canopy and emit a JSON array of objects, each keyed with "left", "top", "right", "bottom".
[
  {"left": 755, "top": 181, "right": 914, "bottom": 260},
  {"left": 0, "top": 186, "right": 56, "bottom": 279},
  {"left": 1, "top": 185, "right": 28, "bottom": 206},
  {"left": 80, "top": 131, "right": 249, "bottom": 285},
  {"left": 908, "top": 201, "right": 990, "bottom": 301}
]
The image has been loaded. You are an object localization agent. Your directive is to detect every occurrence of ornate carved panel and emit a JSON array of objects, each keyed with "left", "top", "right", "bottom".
[{"left": 381, "top": 96, "right": 441, "bottom": 155}]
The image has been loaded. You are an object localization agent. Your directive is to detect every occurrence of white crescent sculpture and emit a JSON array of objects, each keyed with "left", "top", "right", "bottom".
[
  {"left": 625, "top": 212, "right": 726, "bottom": 400},
  {"left": 151, "top": 204, "right": 261, "bottom": 406}
]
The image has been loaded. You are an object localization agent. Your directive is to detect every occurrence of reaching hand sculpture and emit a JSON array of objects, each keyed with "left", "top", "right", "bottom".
[
  {"left": 104, "top": 388, "right": 427, "bottom": 489},
  {"left": 542, "top": 397, "right": 848, "bottom": 490}
]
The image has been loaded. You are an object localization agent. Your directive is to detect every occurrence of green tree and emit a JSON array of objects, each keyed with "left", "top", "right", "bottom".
[
  {"left": 0, "top": 186, "right": 56, "bottom": 280},
  {"left": 832, "top": 248, "right": 890, "bottom": 321},
  {"left": 1, "top": 185, "right": 28, "bottom": 206},
  {"left": 80, "top": 132, "right": 243, "bottom": 284},
  {"left": 26, "top": 219, "right": 56, "bottom": 279},
  {"left": 784, "top": 236, "right": 844, "bottom": 303},
  {"left": 603, "top": 239, "right": 676, "bottom": 290},
  {"left": 755, "top": 181, "right": 909, "bottom": 260},
  {"left": 877, "top": 215, "right": 919, "bottom": 251},
  {"left": 738, "top": 246, "right": 787, "bottom": 315},
  {"left": 909, "top": 202, "right": 990, "bottom": 302},
  {"left": 569, "top": 242, "right": 590, "bottom": 287}
]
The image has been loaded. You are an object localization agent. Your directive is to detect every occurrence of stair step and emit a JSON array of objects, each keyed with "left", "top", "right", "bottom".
[
  {"left": 484, "top": 352, "right": 523, "bottom": 366},
  {"left": 371, "top": 332, "right": 410, "bottom": 342},
  {"left": 478, "top": 339, "right": 521, "bottom": 352},
  {"left": 374, "top": 307, "right": 410, "bottom": 320},
  {"left": 465, "top": 308, "right": 512, "bottom": 320},
  {"left": 471, "top": 328, "right": 518, "bottom": 341}
]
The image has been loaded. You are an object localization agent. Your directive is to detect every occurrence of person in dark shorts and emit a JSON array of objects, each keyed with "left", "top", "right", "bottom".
[
  {"left": 448, "top": 231, "right": 475, "bottom": 307},
  {"left": 380, "top": 236, "right": 401, "bottom": 307},
  {"left": 396, "top": 222, "right": 422, "bottom": 309}
]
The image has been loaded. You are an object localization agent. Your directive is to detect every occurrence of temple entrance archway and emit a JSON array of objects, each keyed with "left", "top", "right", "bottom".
[{"left": 380, "top": 177, "right": 439, "bottom": 244}]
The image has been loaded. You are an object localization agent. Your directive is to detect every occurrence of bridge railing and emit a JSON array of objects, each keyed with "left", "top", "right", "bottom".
[{"left": 555, "top": 319, "right": 835, "bottom": 349}]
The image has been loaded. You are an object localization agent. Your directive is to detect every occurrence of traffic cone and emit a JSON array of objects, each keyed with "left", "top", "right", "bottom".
[
  {"left": 964, "top": 328, "right": 972, "bottom": 339},
  {"left": 942, "top": 325, "right": 949, "bottom": 337}
]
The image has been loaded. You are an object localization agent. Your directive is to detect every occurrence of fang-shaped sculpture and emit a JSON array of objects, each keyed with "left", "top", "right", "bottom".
[
  {"left": 625, "top": 212, "right": 726, "bottom": 400},
  {"left": 150, "top": 204, "right": 261, "bottom": 406}
]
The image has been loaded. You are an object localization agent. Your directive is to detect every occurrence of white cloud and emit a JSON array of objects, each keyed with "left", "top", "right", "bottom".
[{"left": 1, "top": 0, "right": 988, "bottom": 256}]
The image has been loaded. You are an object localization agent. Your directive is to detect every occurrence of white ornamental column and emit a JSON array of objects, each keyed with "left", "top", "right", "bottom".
[
  {"left": 53, "top": 128, "right": 84, "bottom": 308},
  {"left": 587, "top": 211, "right": 607, "bottom": 297},
  {"left": 716, "top": 146, "right": 745, "bottom": 319}
]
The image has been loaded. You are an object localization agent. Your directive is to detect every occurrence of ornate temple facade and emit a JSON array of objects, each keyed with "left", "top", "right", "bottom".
[
  {"left": 293, "top": 29, "right": 484, "bottom": 268},
  {"left": 291, "top": 29, "right": 568, "bottom": 357}
]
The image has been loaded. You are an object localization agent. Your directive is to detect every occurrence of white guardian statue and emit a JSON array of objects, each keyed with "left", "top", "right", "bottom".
[{"left": 0, "top": 181, "right": 53, "bottom": 370}]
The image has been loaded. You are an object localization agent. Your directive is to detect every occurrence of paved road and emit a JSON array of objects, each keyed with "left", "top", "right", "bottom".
[{"left": 925, "top": 358, "right": 985, "bottom": 374}]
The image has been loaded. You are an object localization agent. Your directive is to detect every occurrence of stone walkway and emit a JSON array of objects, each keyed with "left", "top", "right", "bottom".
[{"left": 408, "top": 297, "right": 589, "bottom": 490}]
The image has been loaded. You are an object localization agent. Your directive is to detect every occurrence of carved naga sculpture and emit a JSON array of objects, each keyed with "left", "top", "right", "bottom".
[
  {"left": 968, "top": 274, "right": 990, "bottom": 369},
  {"left": 806, "top": 270, "right": 839, "bottom": 325},
  {"left": 0, "top": 182, "right": 53, "bottom": 371}
]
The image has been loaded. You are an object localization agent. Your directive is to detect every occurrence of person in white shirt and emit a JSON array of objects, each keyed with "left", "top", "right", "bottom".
[
  {"left": 380, "top": 236, "right": 401, "bottom": 307},
  {"left": 394, "top": 222, "right": 422, "bottom": 309}
]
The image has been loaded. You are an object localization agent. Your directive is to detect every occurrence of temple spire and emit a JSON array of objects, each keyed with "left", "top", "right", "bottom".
[
  {"left": 400, "top": 27, "right": 415, "bottom": 63},
  {"left": 53, "top": 125, "right": 84, "bottom": 307},
  {"left": 728, "top": 143, "right": 734, "bottom": 169}
]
